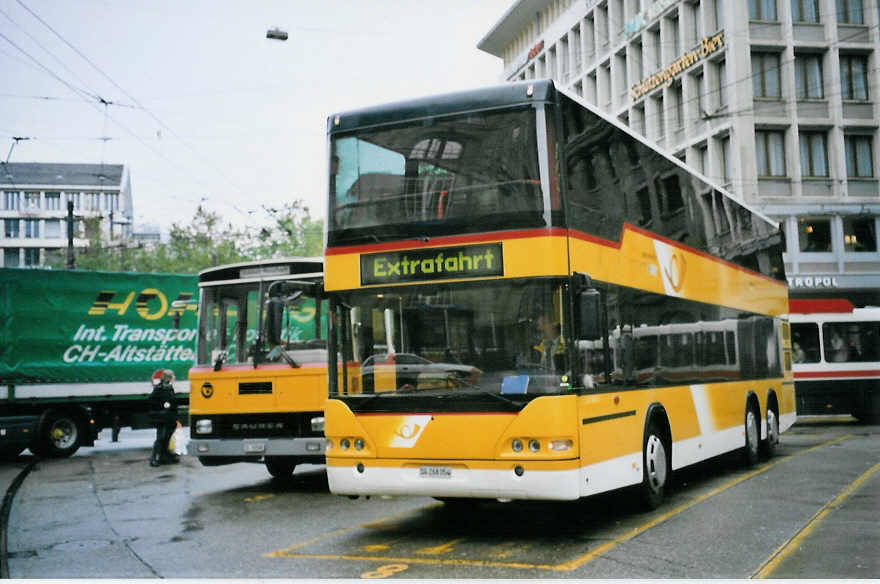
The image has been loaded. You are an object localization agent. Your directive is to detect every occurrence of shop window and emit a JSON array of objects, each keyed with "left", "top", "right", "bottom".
[
  {"left": 843, "top": 216, "right": 877, "bottom": 252},
  {"left": 797, "top": 217, "right": 831, "bottom": 252}
]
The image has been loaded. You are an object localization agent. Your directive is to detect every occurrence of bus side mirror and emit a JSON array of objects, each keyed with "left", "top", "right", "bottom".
[
  {"left": 577, "top": 289, "right": 602, "bottom": 341},
  {"left": 266, "top": 298, "right": 284, "bottom": 346}
]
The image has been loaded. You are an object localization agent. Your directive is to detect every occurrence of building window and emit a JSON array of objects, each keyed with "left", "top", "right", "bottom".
[
  {"left": 720, "top": 136, "right": 732, "bottom": 184},
  {"left": 751, "top": 53, "right": 781, "bottom": 98},
  {"left": 672, "top": 83, "right": 684, "bottom": 130},
  {"left": 835, "top": 0, "right": 863, "bottom": 23},
  {"left": 839, "top": 55, "right": 869, "bottom": 100},
  {"left": 4, "top": 248, "right": 20, "bottom": 267},
  {"left": 716, "top": 60, "right": 727, "bottom": 109},
  {"left": 86, "top": 193, "right": 100, "bottom": 211},
  {"left": 697, "top": 72, "right": 706, "bottom": 114},
  {"left": 4, "top": 191, "right": 20, "bottom": 210},
  {"left": 795, "top": 54, "right": 824, "bottom": 99},
  {"left": 845, "top": 134, "right": 874, "bottom": 177},
  {"left": 749, "top": 0, "right": 777, "bottom": 20},
  {"left": 699, "top": 145, "right": 709, "bottom": 175},
  {"left": 714, "top": 0, "right": 724, "bottom": 29},
  {"left": 23, "top": 248, "right": 39, "bottom": 267},
  {"left": 24, "top": 219, "right": 40, "bottom": 239},
  {"left": 756, "top": 130, "right": 786, "bottom": 177},
  {"left": 799, "top": 131, "right": 829, "bottom": 177},
  {"left": 843, "top": 217, "right": 877, "bottom": 252},
  {"left": 44, "top": 219, "right": 61, "bottom": 239},
  {"left": 798, "top": 217, "right": 832, "bottom": 252},
  {"left": 24, "top": 192, "right": 40, "bottom": 209},
  {"left": 67, "top": 192, "right": 81, "bottom": 209},
  {"left": 791, "top": 0, "right": 820, "bottom": 22},
  {"left": 45, "top": 192, "right": 61, "bottom": 210},
  {"left": 4, "top": 219, "right": 19, "bottom": 238}
]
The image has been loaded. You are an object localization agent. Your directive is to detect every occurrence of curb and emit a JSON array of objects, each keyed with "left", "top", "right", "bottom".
[{"left": 0, "top": 460, "right": 37, "bottom": 579}]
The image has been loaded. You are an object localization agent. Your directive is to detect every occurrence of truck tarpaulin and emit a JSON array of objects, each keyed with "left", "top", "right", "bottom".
[{"left": 0, "top": 268, "right": 198, "bottom": 385}]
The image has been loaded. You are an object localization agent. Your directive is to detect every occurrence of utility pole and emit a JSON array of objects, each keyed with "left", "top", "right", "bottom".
[{"left": 66, "top": 200, "right": 75, "bottom": 269}]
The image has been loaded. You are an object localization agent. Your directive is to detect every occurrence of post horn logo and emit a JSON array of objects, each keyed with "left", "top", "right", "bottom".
[
  {"left": 394, "top": 423, "right": 421, "bottom": 440},
  {"left": 200, "top": 382, "right": 214, "bottom": 399},
  {"left": 663, "top": 252, "right": 687, "bottom": 293}
]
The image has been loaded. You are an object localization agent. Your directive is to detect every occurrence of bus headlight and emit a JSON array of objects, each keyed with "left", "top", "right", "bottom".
[
  {"left": 195, "top": 419, "right": 213, "bottom": 434},
  {"left": 511, "top": 439, "right": 523, "bottom": 452},
  {"left": 354, "top": 438, "right": 365, "bottom": 451},
  {"left": 311, "top": 416, "right": 325, "bottom": 432},
  {"left": 529, "top": 439, "right": 541, "bottom": 452},
  {"left": 340, "top": 438, "right": 351, "bottom": 450}
]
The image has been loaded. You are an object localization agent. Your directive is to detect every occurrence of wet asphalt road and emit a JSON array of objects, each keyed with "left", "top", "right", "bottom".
[{"left": 2, "top": 419, "right": 878, "bottom": 579}]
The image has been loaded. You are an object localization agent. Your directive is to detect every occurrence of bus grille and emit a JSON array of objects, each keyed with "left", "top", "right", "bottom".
[{"left": 239, "top": 382, "right": 272, "bottom": 395}]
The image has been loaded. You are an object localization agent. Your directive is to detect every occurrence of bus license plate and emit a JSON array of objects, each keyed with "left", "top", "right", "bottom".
[
  {"left": 244, "top": 443, "right": 266, "bottom": 453},
  {"left": 419, "top": 466, "right": 452, "bottom": 478}
]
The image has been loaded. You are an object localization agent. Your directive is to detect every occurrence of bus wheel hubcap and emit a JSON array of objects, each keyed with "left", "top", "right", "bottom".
[{"left": 646, "top": 435, "right": 667, "bottom": 491}]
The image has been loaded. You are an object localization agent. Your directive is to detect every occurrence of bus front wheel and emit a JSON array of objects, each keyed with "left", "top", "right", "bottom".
[
  {"left": 265, "top": 456, "right": 297, "bottom": 478},
  {"left": 640, "top": 421, "right": 669, "bottom": 510}
]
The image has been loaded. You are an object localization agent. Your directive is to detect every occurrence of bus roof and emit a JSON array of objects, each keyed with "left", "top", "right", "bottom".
[
  {"left": 327, "top": 80, "right": 556, "bottom": 134},
  {"left": 198, "top": 257, "right": 322, "bottom": 283}
]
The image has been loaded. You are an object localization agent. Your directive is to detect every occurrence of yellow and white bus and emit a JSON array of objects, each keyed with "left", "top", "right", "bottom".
[
  {"left": 322, "top": 80, "right": 794, "bottom": 508},
  {"left": 187, "top": 258, "right": 328, "bottom": 478}
]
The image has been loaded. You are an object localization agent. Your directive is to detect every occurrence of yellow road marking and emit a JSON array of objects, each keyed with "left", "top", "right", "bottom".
[
  {"left": 265, "top": 503, "right": 442, "bottom": 557},
  {"left": 267, "top": 435, "right": 852, "bottom": 572},
  {"left": 555, "top": 434, "right": 852, "bottom": 572},
  {"left": 361, "top": 563, "right": 409, "bottom": 578},
  {"left": 244, "top": 494, "right": 274, "bottom": 503},
  {"left": 416, "top": 538, "right": 464, "bottom": 555},
  {"left": 752, "top": 458, "right": 880, "bottom": 579}
]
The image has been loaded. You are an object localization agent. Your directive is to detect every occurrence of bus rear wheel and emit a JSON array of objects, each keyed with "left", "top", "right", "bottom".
[
  {"left": 760, "top": 406, "right": 779, "bottom": 459},
  {"left": 640, "top": 421, "right": 669, "bottom": 510}
]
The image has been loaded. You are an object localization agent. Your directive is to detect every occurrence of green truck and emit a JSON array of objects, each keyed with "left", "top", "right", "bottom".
[{"left": 1, "top": 268, "right": 198, "bottom": 458}]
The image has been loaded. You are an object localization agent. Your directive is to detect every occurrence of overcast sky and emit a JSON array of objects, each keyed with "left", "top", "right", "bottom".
[{"left": 1, "top": 0, "right": 511, "bottom": 233}]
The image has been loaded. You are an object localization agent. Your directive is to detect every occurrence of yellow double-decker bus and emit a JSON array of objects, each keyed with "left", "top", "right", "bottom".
[
  {"left": 187, "top": 258, "right": 328, "bottom": 478},
  {"left": 322, "top": 80, "right": 795, "bottom": 508}
]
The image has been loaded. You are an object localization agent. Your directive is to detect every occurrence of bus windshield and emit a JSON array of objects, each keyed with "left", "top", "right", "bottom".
[
  {"left": 197, "top": 280, "right": 326, "bottom": 368},
  {"left": 333, "top": 279, "right": 571, "bottom": 398},
  {"left": 328, "top": 107, "right": 545, "bottom": 245}
]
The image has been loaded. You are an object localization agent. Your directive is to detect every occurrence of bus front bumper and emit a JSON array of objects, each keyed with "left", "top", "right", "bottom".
[
  {"left": 188, "top": 437, "right": 325, "bottom": 458},
  {"left": 326, "top": 459, "right": 583, "bottom": 501}
]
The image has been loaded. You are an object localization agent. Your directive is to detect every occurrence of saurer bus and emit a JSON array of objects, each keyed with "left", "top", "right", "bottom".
[
  {"left": 322, "top": 80, "right": 794, "bottom": 508},
  {"left": 187, "top": 258, "right": 328, "bottom": 477},
  {"left": 790, "top": 298, "right": 879, "bottom": 422}
]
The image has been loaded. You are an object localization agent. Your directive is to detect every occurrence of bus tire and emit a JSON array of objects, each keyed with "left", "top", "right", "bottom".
[
  {"left": 743, "top": 401, "right": 760, "bottom": 467},
  {"left": 265, "top": 456, "right": 297, "bottom": 478},
  {"left": 31, "top": 409, "right": 83, "bottom": 458},
  {"left": 640, "top": 420, "right": 669, "bottom": 510},
  {"left": 760, "top": 399, "right": 780, "bottom": 459}
]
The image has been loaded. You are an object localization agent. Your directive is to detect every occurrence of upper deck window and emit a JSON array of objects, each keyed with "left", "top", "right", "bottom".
[{"left": 328, "top": 107, "right": 545, "bottom": 246}]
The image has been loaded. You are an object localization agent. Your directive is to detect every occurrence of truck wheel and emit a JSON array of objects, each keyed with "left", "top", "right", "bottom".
[
  {"left": 265, "top": 456, "right": 297, "bottom": 478},
  {"left": 32, "top": 410, "right": 83, "bottom": 458}
]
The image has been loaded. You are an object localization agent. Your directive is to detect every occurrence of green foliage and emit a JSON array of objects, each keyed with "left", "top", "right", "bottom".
[{"left": 45, "top": 200, "right": 324, "bottom": 274}]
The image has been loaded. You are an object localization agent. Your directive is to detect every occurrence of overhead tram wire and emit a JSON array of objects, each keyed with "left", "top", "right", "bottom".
[
  {"left": 0, "top": 31, "right": 248, "bottom": 220},
  {"left": 15, "top": 0, "right": 257, "bottom": 220}
]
